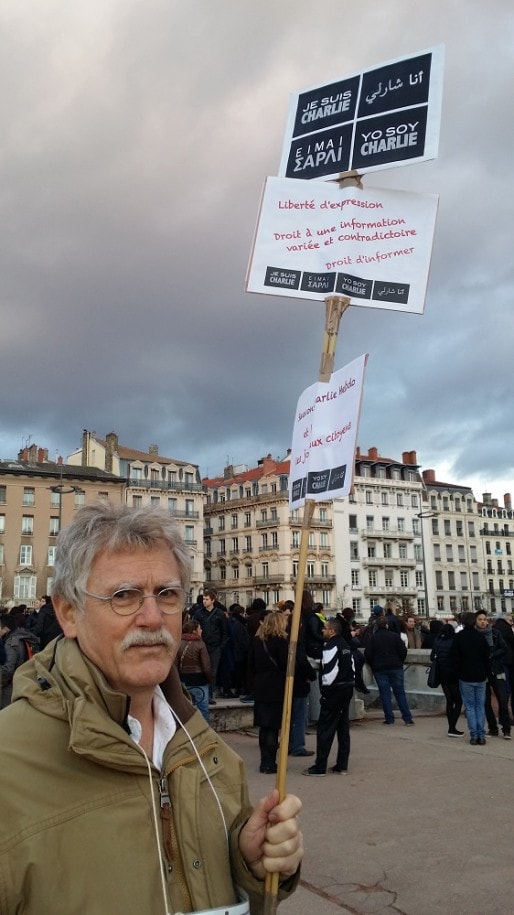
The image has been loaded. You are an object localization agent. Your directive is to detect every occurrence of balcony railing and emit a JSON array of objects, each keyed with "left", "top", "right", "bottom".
[{"left": 128, "top": 478, "right": 203, "bottom": 493}]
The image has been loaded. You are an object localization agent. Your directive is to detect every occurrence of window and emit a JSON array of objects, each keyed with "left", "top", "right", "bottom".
[
  {"left": 307, "top": 562, "right": 315, "bottom": 579},
  {"left": 382, "top": 517, "right": 390, "bottom": 531},
  {"left": 20, "top": 545, "right": 33, "bottom": 565},
  {"left": 0, "top": 515, "right": 5, "bottom": 533},
  {"left": 349, "top": 514, "right": 358, "bottom": 532},
  {"left": 432, "top": 518, "right": 439, "bottom": 536},
  {"left": 271, "top": 508, "right": 278, "bottom": 522},
  {"left": 185, "top": 472, "right": 194, "bottom": 489},
  {"left": 74, "top": 490, "right": 85, "bottom": 507},
  {"left": 384, "top": 542, "right": 392, "bottom": 559},
  {"left": 381, "top": 491, "right": 388, "bottom": 505},
  {"left": 411, "top": 494, "right": 419, "bottom": 509},
  {"left": 400, "top": 570, "right": 409, "bottom": 587},
  {"left": 261, "top": 509, "right": 267, "bottom": 523},
  {"left": 292, "top": 531, "right": 300, "bottom": 549},
  {"left": 0, "top": 545, "right": 3, "bottom": 563},
  {"left": 133, "top": 495, "right": 143, "bottom": 508},
  {"left": 396, "top": 493, "right": 404, "bottom": 507},
  {"left": 167, "top": 497, "right": 177, "bottom": 514},
  {"left": 485, "top": 541, "right": 491, "bottom": 555},
  {"left": 231, "top": 537, "right": 239, "bottom": 553},
  {"left": 444, "top": 519, "right": 451, "bottom": 536},
  {"left": 48, "top": 546, "right": 57, "bottom": 566},
  {"left": 308, "top": 532, "right": 315, "bottom": 548},
  {"left": 412, "top": 518, "right": 421, "bottom": 535},
  {"left": 443, "top": 497, "right": 449, "bottom": 511},
  {"left": 468, "top": 520, "right": 476, "bottom": 537},
  {"left": 366, "top": 490, "right": 373, "bottom": 504},
  {"left": 319, "top": 508, "right": 327, "bottom": 522},
  {"left": 398, "top": 517, "right": 405, "bottom": 532},
  {"left": 460, "top": 572, "right": 468, "bottom": 590},
  {"left": 368, "top": 543, "right": 376, "bottom": 558},
  {"left": 448, "top": 571, "right": 456, "bottom": 590},
  {"left": 262, "top": 562, "right": 269, "bottom": 580},
  {"left": 219, "top": 516, "right": 225, "bottom": 531},
  {"left": 133, "top": 467, "right": 143, "bottom": 481},
  {"left": 14, "top": 573, "right": 36, "bottom": 600},
  {"left": 350, "top": 541, "right": 359, "bottom": 560},
  {"left": 367, "top": 515, "right": 374, "bottom": 531},
  {"left": 321, "top": 562, "right": 329, "bottom": 579},
  {"left": 261, "top": 533, "right": 268, "bottom": 549},
  {"left": 219, "top": 539, "right": 226, "bottom": 555},
  {"left": 185, "top": 526, "right": 195, "bottom": 544},
  {"left": 271, "top": 532, "right": 278, "bottom": 549},
  {"left": 292, "top": 561, "right": 299, "bottom": 577},
  {"left": 0, "top": 485, "right": 6, "bottom": 504},
  {"left": 23, "top": 487, "right": 35, "bottom": 506},
  {"left": 50, "top": 490, "right": 60, "bottom": 508},
  {"left": 399, "top": 543, "right": 407, "bottom": 559},
  {"left": 21, "top": 515, "right": 34, "bottom": 534},
  {"left": 414, "top": 543, "right": 422, "bottom": 561},
  {"left": 456, "top": 521, "right": 463, "bottom": 536},
  {"left": 150, "top": 496, "right": 160, "bottom": 507},
  {"left": 446, "top": 545, "right": 453, "bottom": 562},
  {"left": 385, "top": 571, "right": 393, "bottom": 587},
  {"left": 245, "top": 535, "right": 252, "bottom": 552},
  {"left": 436, "top": 571, "right": 443, "bottom": 590},
  {"left": 320, "top": 532, "right": 329, "bottom": 548},
  {"left": 368, "top": 570, "right": 377, "bottom": 587},
  {"left": 231, "top": 513, "right": 238, "bottom": 529},
  {"left": 232, "top": 565, "right": 239, "bottom": 580},
  {"left": 185, "top": 499, "right": 195, "bottom": 517},
  {"left": 351, "top": 569, "right": 360, "bottom": 587},
  {"left": 246, "top": 565, "right": 253, "bottom": 579},
  {"left": 415, "top": 570, "right": 423, "bottom": 587},
  {"left": 458, "top": 545, "right": 465, "bottom": 562}
]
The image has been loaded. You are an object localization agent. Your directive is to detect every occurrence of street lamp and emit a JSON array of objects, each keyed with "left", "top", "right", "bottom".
[
  {"left": 49, "top": 483, "right": 81, "bottom": 532},
  {"left": 416, "top": 510, "right": 438, "bottom": 618}
]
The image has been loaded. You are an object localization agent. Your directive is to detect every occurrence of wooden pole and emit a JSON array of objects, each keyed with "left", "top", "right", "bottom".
[{"left": 262, "top": 294, "right": 350, "bottom": 914}]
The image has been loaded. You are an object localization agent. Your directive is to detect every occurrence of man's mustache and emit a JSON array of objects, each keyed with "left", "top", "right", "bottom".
[{"left": 120, "top": 629, "right": 177, "bottom": 653}]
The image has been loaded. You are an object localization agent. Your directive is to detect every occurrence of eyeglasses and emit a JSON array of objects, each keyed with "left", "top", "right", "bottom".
[{"left": 83, "top": 586, "right": 187, "bottom": 616}]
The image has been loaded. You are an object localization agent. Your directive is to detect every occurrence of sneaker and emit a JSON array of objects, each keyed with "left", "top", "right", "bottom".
[
  {"left": 404, "top": 720, "right": 415, "bottom": 726},
  {"left": 470, "top": 737, "right": 478, "bottom": 745},
  {"left": 239, "top": 695, "right": 254, "bottom": 704},
  {"left": 448, "top": 730, "right": 465, "bottom": 737},
  {"left": 503, "top": 732, "right": 512, "bottom": 740},
  {"left": 259, "top": 764, "right": 277, "bottom": 774},
  {"left": 330, "top": 766, "right": 348, "bottom": 774},
  {"left": 288, "top": 749, "right": 314, "bottom": 757},
  {"left": 382, "top": 720, "right": 395, "bottom": 725},
  {"left": 302, "top": 766, "right": 326, "bottom": 777},
  {"left": 477, "top": 737, "right": 486, "bottom": 746}
]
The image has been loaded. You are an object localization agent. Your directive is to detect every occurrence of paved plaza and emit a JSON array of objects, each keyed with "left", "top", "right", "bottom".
[{"left": 223, "top": 711, "right": 513, "bottom": 915}]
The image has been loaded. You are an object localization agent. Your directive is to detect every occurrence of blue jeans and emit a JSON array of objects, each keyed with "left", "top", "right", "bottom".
[
  {"left": 459, "top": 680, "right": 486, "bottom": 739},
  {"left": 374, "top": 668, "right": 413, "bottom": 724},
  {"left": 187, "top": 685, "right": 210, "bottom": 723},
  {"left": 289, "top": 697, "right": 308, "bottom": 754}
]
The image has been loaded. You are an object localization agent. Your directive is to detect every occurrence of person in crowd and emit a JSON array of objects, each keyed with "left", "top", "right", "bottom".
[
  {"left": 304, "top": 617, "right": 355, "bottom": 777},
  {"left": 288, "top": 612, "right": 316, "bottom": 758},
  {"left": 452, "top": 610, "right": 491, "bottom": 745},
  {"left": 431, "top": 623, "right": 463, "bottom": 736},
  {"left": 226, "top": 604, "right": 250, "bottom": 698},
  {"left": 335, "top": 606, "right": 353, "bottom": 644},
  {"left": 191, "top": 588, "right": 229, "bottom": 705},
  {"left": 362, "top": 604, "right": 385, "bottom": 647},
  {"left": 384, "top": 600, "right": 401, "bottom": 635},
  {"left": 493, "top": 613, "right": 514, "bottom": 720},
  {"left": 421, "top": 619, "right": 444, "bottom": 650},
  {"left": 404, "top": 615, "right": 422, "bottom": 649},
  {"left": 0, "top": 502, "right": 302, "bottom": 913},
  {"left": 31, "top": 594, "right": 62, "bottom": 648},
  {"left": 251, "top": 610, "right": 289, "bottom": 774},
  {"left": 349, "top": 622, "right": 370, "bottom": 695},
  {"left": 364, "top": 616, "right": 414, "bottom": 726},
  {"left": 475, "top": 611, "right": 511, "bottom": 739},
  {"left": 239, "top": 598, "right": 267, "bottom": 704},
  {"left": 177, "top": 618, "right": 212, "bottom": 723},
  {"left": 24, "top": 596, "right": 45, "bottom": 631},
  {"left": 303, "top": 591, "right": 325, "bottom": 725},
  {"left": 1, "top": 611, "right": 40, "bottom": 708}
]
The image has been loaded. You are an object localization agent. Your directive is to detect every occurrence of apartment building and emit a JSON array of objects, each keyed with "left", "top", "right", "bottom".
[
  {"left": 332, "top": 447, "right": 429, "bottom": 619},
  {"left": 421, "top": 469, "right": 485, "bottom": 616},
  {"left": 68, "top": 431, "right": 204, "bottom": 599},
  {"left": 478, "top": 491, "right": 514, "bottom": 614},
  {"left": 0, "top": 445, "right": 125, "bottom": 604},
  {"left": 203, "top": 454, "right": 336, "bottom": 608}
]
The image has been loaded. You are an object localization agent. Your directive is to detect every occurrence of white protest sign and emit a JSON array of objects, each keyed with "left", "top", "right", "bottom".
[
  {"left": 246, "top": 177, "right": 438, "bottom": 314},
  {"left": 279, "top": 45, "right": 444, "bottom": 181},
  {"left": 289, "top": 354, "right": 368, "bottom": 509}
]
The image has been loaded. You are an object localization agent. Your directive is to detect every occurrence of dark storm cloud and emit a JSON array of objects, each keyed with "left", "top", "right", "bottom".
[{"left": 1, "top": 0, "right": 513, "bottom": 499}]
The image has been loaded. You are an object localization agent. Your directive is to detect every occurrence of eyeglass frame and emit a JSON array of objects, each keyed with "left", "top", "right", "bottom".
[{"left": 83, "top": 586, "right": 187, "bottom": 616}]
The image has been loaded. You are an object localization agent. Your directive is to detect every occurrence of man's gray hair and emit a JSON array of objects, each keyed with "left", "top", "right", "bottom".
[{"left": 52, "top": 501, "right": 191, "bottom": 609}]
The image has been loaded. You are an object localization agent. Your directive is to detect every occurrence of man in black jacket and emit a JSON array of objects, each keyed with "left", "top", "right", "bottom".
[
  {"left": 364, "top": 617, "right": 414, "bottom": 726},
  {"left": 192, "top": 589, "right": 228, "bottom": 705},
  {"left": 452, "top": 611, "right": 491, "bottom": 745},
  {"left": 476, "top": 611, "right": 511, "bottom": 739},
  {"left": 304, "top": 617, "right": 355, "bottom": 776}
]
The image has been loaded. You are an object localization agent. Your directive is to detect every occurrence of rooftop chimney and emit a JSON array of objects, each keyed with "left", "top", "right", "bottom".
[
  {"left": 422, "top": 469, "right": 436, "bottom": 484},
  {"left": 505, "top": 493, "right": 512, "bottom": 511}
]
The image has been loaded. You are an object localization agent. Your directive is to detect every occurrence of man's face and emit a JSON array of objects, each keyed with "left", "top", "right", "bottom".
[
  {"left": 406, "top": 618, "right": 416, "bottom": 630},
  {"left": 55, "top": 544, "right": 183, "bottom": 699},
  {"left": 202, "top": 594, "right": 214, "bottom": 611},
  {"left": 476, "top": 614, "right": 489, "bottom": 630}
]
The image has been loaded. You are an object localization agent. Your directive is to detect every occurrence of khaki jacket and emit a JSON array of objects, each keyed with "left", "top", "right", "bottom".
[{"left": 0, "top": 638, "right": 296, "bottom": 914}]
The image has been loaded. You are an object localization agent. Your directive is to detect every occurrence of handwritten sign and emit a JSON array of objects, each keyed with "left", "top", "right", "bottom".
[
  {"left": 278, "top": 45, "right": 444, "bottom": 181},
  {"left": 289, "top": 355, "right": 368, "bottom": 509},
  {"left": 246, "top": 177, "right": 438, "bottom": 314}
]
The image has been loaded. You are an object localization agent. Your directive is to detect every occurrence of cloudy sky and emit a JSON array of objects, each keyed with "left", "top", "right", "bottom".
[{"left": 1, "top": 1, "right": 513, "bottom": 501}]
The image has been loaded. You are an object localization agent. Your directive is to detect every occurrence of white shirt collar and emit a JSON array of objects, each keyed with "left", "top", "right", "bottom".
[{"left": 127, "top": 685, "right": 176, "bottom": 769}]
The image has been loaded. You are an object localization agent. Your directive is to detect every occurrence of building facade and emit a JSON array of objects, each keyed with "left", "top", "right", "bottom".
[
  {"left": 0, "top": 445, "right": 125, "bottom": 605},
  {"left": 332, "top": 447, "right": 430, "bottom": 619},
  {"left": 68, "top": 431, "right": 204, "bottom": 600},
  {"left": 478, "top": 491, "right": 514, "bottom": 614},
  {"left": 203, "top": 454, "right": 336, "bottom": 608}
]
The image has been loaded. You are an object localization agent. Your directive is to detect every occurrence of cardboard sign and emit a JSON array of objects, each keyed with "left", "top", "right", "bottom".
[
  {"left": 246, "top": 177, "right": 438, "bottom": 314},
  {"left": 279, "top": 45, "right": 444, "bottom": 181},
  {"left": 289, "top": 355, "right": 368, "bottom": 509}
]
